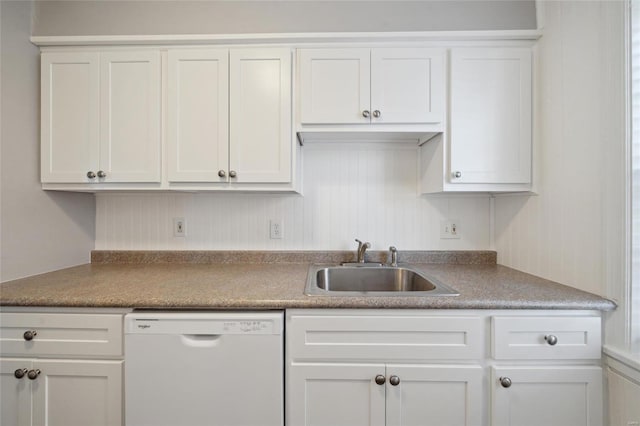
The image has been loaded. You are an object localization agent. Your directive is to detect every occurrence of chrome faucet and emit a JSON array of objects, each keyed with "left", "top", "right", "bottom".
[
  {"left": 389, "top": 246, "right": 398, "bottom": 267},
  {"left": 355, "top": 239, "right": 371, "bottom": 263}
]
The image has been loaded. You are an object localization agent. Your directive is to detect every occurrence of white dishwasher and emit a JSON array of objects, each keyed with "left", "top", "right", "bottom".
[{"left": 124, "top": 311, "right": 283, "bottom": 426}]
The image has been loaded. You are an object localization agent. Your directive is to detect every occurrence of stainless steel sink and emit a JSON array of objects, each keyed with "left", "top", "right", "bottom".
[{"left": 305, "top": 265, "right": 459, "bottom": 296}]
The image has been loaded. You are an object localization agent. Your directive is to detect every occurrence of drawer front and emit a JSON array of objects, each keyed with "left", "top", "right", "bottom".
[
  {"left": 492, "top": 316, "right": 601, "bottom": 360},
  {"left": 0, "top": 313, "right": 123, "bottom": 357},
  {"left": 288, "top": 313, "right": 484, "bottom": 361}
]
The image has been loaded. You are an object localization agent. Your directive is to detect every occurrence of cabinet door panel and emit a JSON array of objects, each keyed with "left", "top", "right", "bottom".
[
  {"left": 168, "top": 49, "right": 229, "bottom": 182},
  {"left": 288, "top": 363, "right": 385, "bottom": 426},
  {"left": 450, "top": 48, "right": 531, "bottom": 184},
  {"left": 1, "top": 358, "right": 32, "bottom": 426},
  {"left": 491, "top": 366, "right": 602, "bottom": 426},
  {"left": 32, "top": 359, "right": 123, "bottom": 426},
  {"left": 299, "top": 48, "right": 370, "bottom": 124},
  {"left": 371, "top": 48, "right": 444, "bottom": 124},
  {"left": 41, "top": 52, "right": 100, "bottom": 183},
  {"left": 100, "top": 51, "right": 161, "bottom": 182},
  {"left": 386, "top": 364, "right": 483, "bottom": 426},
  {"left": 230, "top": 48, "right": 291, "bottom": 183}
]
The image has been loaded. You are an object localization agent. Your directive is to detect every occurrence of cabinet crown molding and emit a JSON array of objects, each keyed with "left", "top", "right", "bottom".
[{"left": 30, "top": 30, "right": 542, "bottom": 47}]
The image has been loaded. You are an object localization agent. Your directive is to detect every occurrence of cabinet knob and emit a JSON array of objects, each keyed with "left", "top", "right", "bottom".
[
  {"left": 218, "top": 170, "right": 226, "bottom": 178},
  {"left": 362, "top": 110, "right": 371, "bottom": 118},
  {"left": 389, "top": 375, "right": 400, "bottom": 386},
  {"left": 97, "top": 170, "right": 107, "bottom": 178},
  {"left": 374, "top": 375, "right": 386, "bottom": 385},
  {"left": 499, "top": 377, "right": 512, "bottom": 388},
  {"left": 14, "top": 369, "right": 28, "bottom": 379},
  {"left": 23, "top": 330, "right": 37, "bottom": 341},
  {"left": 453, "top": 171, "right": 462, "bottom": 178},
  {"left": 27, "top": 369, "right": 41, "bottom": 381},
  {"left": 229, "top": 170, "right": 237, "bottom": 178},
  {"left": 544, "top": 334, "right": 558, "bottom": 346},
  {"left": 87, "top": 171, "right": 96, "bottom": 179},
  {"left": 373, "top": 110, "right": 381, "bottom": 118}
]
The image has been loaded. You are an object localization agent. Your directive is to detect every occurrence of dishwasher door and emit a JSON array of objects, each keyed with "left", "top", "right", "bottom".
[{"left": 124, "top": 311, "right": 283, "bottom": 426}]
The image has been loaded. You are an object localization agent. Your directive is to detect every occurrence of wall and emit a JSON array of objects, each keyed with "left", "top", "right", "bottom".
[
  {"left": 32, "top": 1, "right": 536, "bottom": 36},
  {"left": 494, "top": 1, "right": 625, "bottom": 299},
  {"left": 0, "top": 1, "right": 95, "bottom": 282},
  {"left": 96, "top": 144, "right": 491, "bottom": 251}
]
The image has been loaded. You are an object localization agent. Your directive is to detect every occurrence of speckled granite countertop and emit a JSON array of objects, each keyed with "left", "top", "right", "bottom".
[{"left": 0, "top": 251, "right": 616, "bottom": 310}]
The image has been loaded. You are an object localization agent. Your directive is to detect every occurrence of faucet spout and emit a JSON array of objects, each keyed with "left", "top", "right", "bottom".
[
  {"left": 389, "top": 246, "right": 398, "bottom": 267},
  {"left": 355, "top": 239, "right": 371, "bottom": 263}
]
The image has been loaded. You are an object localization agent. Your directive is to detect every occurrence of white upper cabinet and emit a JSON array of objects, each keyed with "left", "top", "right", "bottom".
[
  {"left": 41, "top": 50, "right": 161, "bottom": 184},
  {"left": 299, "top": 48, "right": 444, "bottom": 126},
  {"left": 41, "top": 52, "right": 100, "bottom": 183},
  {"left": 168, "top": 49, "right": 229, "bottom": 182},
  {"left": 370, "top": 48, "right": 444, "bottom": 124},
  {"left": 229, "top": 48, "right": 292, "bottom": 183},
  {"left": 167, "top": 48, "right": 292, "bottom": 185},
  {"left": 100, "top": 51, "right": 161, "bottom": 182},
  {"left": 449, "top": 48, "right": 532, "bottom": 185}
]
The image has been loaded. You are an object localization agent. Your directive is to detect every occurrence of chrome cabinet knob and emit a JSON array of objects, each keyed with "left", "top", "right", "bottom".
[
  {"left": 545, "top": 334, "right": 558, "bottom": 346},
  {"left": 362, "top": 110, "right": 371, "bottom": 118},
  {"left": 23, "top": 330, "right": 37, "bottom": 341},
  {"left": 14, "top": 369, "right": 28, "bottom": 379},
  {"left": 389, "top": 375, "right": 400, "bottom": 386},
  {"left": 229, "top": 170, "right": 237, "bottom": 178},
  {"left": 373, "top": 110, "right": 381, "bottom": 118},
  {"left": 375, "top": 375, "right": 386, "bottom": 385},
  {"left": 27, "top": 369, "right": 41, "bottom": 380},
  {"left": 499, "top": 377, "right": 512, "bottom": 388},
  {"left": 87, "top": 171, "right": 96, "bottom": 179},
  {"left": 218, "top": 170, "right": 226, "bottom": 178},
  {"left": 453, "top": 171, "right": 462, "bottom": 178},
  {"left": 97, "top": 170, "right": 106, "bottom": 178}
]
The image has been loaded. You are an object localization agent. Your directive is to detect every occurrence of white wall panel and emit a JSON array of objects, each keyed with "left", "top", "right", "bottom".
[
  {"left": 96, "top": 144, "right": 490, "bottom": 250},
  {"left": 494, "top": 1, "right": 625, "bottom": 299}
]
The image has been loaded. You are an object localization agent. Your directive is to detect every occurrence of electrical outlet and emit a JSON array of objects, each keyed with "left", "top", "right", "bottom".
[
  {"left": 270, "top": 219, "right": 283, "bottom": 239},
  {"left": 173, "top": 218, "right": 186, "bottom": 237},
  {"left": 440, "top": 220, "right": 461, "bottom": 239}
]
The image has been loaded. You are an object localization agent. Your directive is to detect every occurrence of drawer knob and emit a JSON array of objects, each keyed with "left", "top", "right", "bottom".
[
  {"left": 375, "top": 375, "right": 386, "bottom": 385},
  {"left": 389, "top": 375, "right": 400, "bottom": 386},
  {"left": 87, "top": 171, "right": 96, "bottom": 179},
  {"left": 97, "top": 170, "right": 107, "bottom": 178},
  {"left": 27, "top": 369, "right": 41, "bottom": 380},
  {"left": 218, "top": 170, "right": 226, "bottom": 178},
  {"left": 14, "top": 369, "right": 28, "bottom": 379},
  {"left": 373, "top": 110, "right": 381, "bottom": 118},
  {"left": 23, "top": 330, "right": 37, "bottom": 341},
  {"left": 229, "top": 170, "right": 237, "bottom": 178},
  {"left": 362, "top": 110, "right": 370, "bottom": 118},
  {"left": 544, "top": 334, "right": 558, "bottom": 346},
  {"left": 499, "top": 377, "right": 512, "bottom": 388},
  {"left": 453, "top": 171, "right": 462, "bottom": 178}
]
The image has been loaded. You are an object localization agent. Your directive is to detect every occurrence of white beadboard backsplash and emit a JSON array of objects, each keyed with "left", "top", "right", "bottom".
[{"left": 96, "top": 143, "right": 491, "bottom": 251}]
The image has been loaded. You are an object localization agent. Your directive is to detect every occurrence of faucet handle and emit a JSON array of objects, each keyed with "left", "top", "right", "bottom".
[{"left": 389, "top": 246, "right": 398, "bottom": 267}]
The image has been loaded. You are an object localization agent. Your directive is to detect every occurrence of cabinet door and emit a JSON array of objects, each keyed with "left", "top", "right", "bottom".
[
  {"left": 41, "top": 52, "right": 100, "bottom": 183},
  {"left": 299, "top": 48, "right": 370, "bottom": 124},
  {"left": 100, "top": 51, "right": 161, "bottom": 182},
  {"left": 491, "top": 366, "right": 602, "bottom": 426},
  {"left": 1, "top": 358, "right": 32, "bottom": 426},
  {"left": 370, "top": 48, "right": 444, "bottom": 124},
  {"left": 229, "top": 48, "right": 292, "bottom": 183},
  {"left": 386, "top": 364, "right": 483, "bottom": 426},
  {"left": 168, "top": 49, "right": 229, "bottom": 183},
  {"left": 450, "top": 48, "right": 532, "bottom": 184},
  {"left": 288, "top": 363, "right": 386, "bottom": 426},
  {"left": 32, "top": 359, "right": 123, "bottom": 426}
]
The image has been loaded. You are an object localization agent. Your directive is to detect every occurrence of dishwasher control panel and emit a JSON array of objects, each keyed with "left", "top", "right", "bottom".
[{"left": 125, "top": 312, "right": 283, "bottom": 335}]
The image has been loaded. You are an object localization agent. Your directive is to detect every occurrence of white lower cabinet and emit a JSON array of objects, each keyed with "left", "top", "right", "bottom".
[
  {"left": 491, "top": 366, "right": 602, "bottom": 426},
  {"left": 288, "top": 362, "right": 481, "bottom": 426},
  {"left": 287, "top": 309, "right": 603, "bottom": 426},
  {"left": 0, "top": 312, "right": 125, "bottom": 426}
]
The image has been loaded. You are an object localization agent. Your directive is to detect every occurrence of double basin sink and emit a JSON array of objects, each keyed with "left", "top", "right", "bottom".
[{"left": 305, "top": 264, "right": 459, "bottom": 296}]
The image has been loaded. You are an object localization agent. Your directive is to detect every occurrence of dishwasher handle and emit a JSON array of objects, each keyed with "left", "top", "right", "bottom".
[{"left": 180, "top": 334, "right": 222, "bottom": 347}]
